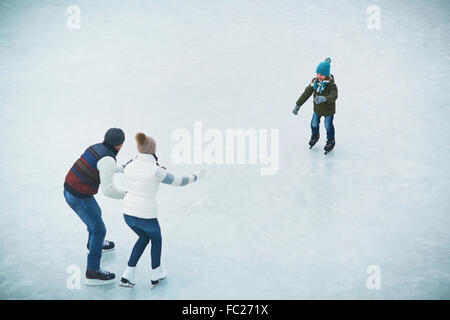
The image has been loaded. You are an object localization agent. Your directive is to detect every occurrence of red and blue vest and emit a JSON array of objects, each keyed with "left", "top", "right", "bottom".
[{"left": 64, "top": 143, "right": 118, "bottom": 198}]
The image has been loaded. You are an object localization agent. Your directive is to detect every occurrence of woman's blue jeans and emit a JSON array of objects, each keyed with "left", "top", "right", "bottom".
[
  {"left": 63, "top": 189, "right": 106, "bottom": 271},
  {"left": 123, "top": 214, "right": 162, "bottom": 269},
  {"left": 311, "top": 112, "right": 335, "bottom": 140}
]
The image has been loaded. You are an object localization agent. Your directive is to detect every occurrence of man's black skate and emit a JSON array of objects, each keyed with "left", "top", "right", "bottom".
[
  {"left": 85, "top": 269, "right": 116, "bottom": 286},
  {"left": 324, "top": 139, "right": 335, "bottom": 154},
  {"left": 87, "top": 240, "right": 115, "bottom": 253},
  {"left": 309, "top": 134, "right": 320, "bottom": 149}
]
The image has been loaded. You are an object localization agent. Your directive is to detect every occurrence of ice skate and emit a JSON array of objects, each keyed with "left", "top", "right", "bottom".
[
  {"left": 324, "top": 139, "right": 335, "bottom": 154},
  {"left": 150, "top": 266, "right": 167, "bottom": 287},
  {"left": 119, "top": 266, "right": 136, "bottom": 288},
  {"left": 309, "top": 134, "right": 320, "bottom": 149},
  {"left": 87, "top": 240, "right": 115, "bottom": 254},
  {"left": 85, "top": 268, "right": 116, "bottom": 286}
]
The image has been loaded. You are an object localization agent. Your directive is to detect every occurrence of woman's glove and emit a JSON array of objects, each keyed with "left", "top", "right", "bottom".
[
  {"left": 314, "top": 96, "right": 327, "bottom": 104},
  {"left": 194, "top": 169, "right": 207, "bottom": 180},
  {"left": 292, "top": 105, "right": 300, "bottom": 115},
  {"left": 122, "top": 158, "right": 134, "bottom": 169}
]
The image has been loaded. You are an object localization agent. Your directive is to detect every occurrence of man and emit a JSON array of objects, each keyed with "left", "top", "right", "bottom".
[{"left": 63, "top": 128, "right": 127, "bottom": 285}]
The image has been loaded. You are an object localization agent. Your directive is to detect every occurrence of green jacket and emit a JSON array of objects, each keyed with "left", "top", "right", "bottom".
[{"left": 296, "top": 75, "right": 338, "bottom": 116}]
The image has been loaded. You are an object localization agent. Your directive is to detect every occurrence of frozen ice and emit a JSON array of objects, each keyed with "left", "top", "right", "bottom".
[{"left": 0, "top": 0, "right": 449, "bottom": 299}]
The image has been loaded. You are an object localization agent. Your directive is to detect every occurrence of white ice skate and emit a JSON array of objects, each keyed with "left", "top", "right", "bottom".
[
  {"left": 119, "top": 266, "right": 136, "bottom": 288},
  {"left": 151, "top": 266, "right": 167, "bottom": 287}
]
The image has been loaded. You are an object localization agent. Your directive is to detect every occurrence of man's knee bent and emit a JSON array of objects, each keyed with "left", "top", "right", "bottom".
[{"left": 90, "top": 224, "right": 106, "bottom": 237}]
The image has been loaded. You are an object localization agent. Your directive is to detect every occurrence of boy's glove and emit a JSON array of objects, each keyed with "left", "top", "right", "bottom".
[
  {"left": 314, "top": 96, "right": 327, "bottom": 104},
  {"left": 194, "top": 169, "right": 207, "bottom": 180},
  {"left": 292, "top": 105, "right": 300, "bottom": 115}
]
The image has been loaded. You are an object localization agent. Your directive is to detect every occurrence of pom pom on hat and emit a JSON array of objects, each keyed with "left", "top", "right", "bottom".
[
  {"left": 136, "top": 133, "right": 147, "bottom": 145},
  {"left": 316, "top": 57, "right": 332, "bottom": 77},
  {"left": 135, "top": 132, "right": 156, "bottom": 155}
]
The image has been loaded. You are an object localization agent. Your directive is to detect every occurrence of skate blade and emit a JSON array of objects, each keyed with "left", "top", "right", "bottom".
[
  {"left": 150, "top": 277, "right": 166, "bottom": 288},
  {"left": 86, "top": 248, "right": 115, "bottom": 254},
  {"left": 85, "top": 278, "right": 116, "bottom": 286},
  {"left": 119, "top": 278, "right": 135, "bottom": 288},
  {"left": 119, "top": 282, "right": 135, "bottom": 288}
]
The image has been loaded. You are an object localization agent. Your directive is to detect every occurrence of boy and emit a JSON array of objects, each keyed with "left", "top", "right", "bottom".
[{"left": 292, "top": 58, "right": 338, "bottom": 154}]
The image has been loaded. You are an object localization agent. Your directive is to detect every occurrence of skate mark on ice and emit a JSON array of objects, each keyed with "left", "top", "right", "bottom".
[{"left": 186, "top": 196, "right": 209, "bottom": 214}]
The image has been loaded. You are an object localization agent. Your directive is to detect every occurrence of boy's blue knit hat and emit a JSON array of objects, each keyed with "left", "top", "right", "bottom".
[{"left": 316, "top": 58, "right": 332, "bottom": 77}]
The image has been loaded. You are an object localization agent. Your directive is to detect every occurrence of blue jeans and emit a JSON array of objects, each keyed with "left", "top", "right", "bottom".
[
  {"left": 123, "top": 214, "right": 162, "bottom": 269},
  {"left": 311, "top": 112, "right": 335, "bottom": 140},
  {"left": 63, "top": 189, "right": 106, "bottom": 271}
]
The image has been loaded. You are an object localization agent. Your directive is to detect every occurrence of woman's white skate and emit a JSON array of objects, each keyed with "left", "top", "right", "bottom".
[
  {"left": 119, "top": 266, "right": 136, "bottom": 288},
  {"left": 151, "top": 267, "right": 167, "bottom": 288}
]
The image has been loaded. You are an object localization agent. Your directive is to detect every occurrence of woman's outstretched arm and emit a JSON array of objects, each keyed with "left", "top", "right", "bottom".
[{"left": 156, "top": 168, "right": 207, "bottom": 186}]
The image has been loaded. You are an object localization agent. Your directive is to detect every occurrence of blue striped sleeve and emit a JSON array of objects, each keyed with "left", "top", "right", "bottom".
[
  {"left": 180, "top": 176, "right": 189, "bottom": 186},
  {"left": 161, "top": 173, "right": 175, "bottom": 184}
]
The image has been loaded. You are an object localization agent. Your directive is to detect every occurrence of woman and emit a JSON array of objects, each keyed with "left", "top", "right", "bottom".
[{"left": 120, "top": 132, "right": 207, "bottom": 287}]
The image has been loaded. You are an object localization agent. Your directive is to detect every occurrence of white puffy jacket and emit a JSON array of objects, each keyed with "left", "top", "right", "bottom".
[{"left": 122, "top": 153, "right": 204, "bottom": 219}]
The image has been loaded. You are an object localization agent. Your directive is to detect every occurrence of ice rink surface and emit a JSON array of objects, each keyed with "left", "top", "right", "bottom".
[{"left": 0, "top": 0, "right": 449, "bottom": 299}]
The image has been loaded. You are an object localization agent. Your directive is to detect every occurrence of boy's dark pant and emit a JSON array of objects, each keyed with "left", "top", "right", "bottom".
[
  {"left": 311, "top": 112, "right": 335, "bottom": 140},
  {"left": 64, "top": 189, "right": 106, "bottom": 271},
  {"left": 123, "top": 214, "right": 162, "bottom": 269}
]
